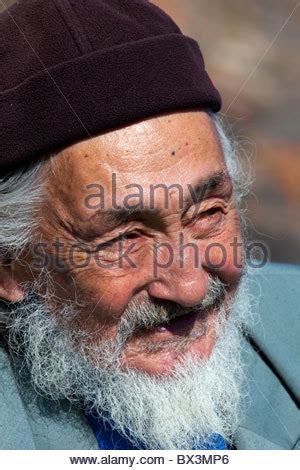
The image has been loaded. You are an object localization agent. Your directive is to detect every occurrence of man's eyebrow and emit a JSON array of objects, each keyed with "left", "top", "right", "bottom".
[
  {"left": 90, "top": 206, "right": 166, "bottom": 231},
  {"left": 182, "top": 170, "right": 232, "bottom": 211}
]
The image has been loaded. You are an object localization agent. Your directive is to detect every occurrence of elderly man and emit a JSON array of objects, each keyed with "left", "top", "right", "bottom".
[{"left": 0, "top": 0, "right": 299, "bottom": 451}]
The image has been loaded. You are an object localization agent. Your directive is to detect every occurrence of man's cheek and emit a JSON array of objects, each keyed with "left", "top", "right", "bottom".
[
  {"left": 65, "top": 262, "right": 147, "bottom": 320},
  {"left": 76, "top": 270, "right": 130, "bottom": 313},
  {"left": 201, "top": 231, "right": 244, "bottom": 285}
]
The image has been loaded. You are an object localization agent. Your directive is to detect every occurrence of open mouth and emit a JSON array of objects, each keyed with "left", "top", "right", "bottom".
[
  {"left": 149, "top": 287, "right": 226, "bottom": 336},
  {"left": 151, "top": 309, "right": 201, "bottom": 335}
]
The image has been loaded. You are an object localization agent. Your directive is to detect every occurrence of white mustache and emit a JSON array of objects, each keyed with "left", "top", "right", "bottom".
[{"left": 114, "top": 275, "right": 227, "bottom": 353}]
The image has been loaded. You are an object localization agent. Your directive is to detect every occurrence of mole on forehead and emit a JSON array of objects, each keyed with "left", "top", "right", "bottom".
[{"left": 50, "top": 118, "right": 221, "bottom": 189}]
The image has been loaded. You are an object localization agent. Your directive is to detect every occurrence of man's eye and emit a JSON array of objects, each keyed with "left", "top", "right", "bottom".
[
  {"left": 120, "top": 232, "right": 140, "bottom": 240},
  {"left": 193, "top": 207, "right": 224, "bottom": 229},
  {"left": 96, "top": 231, "right": 140, "bottom": 251},
  {"left": 199, "top": 207, "right": 221, "bottom": 219},
  {"left": 114, "top": 231, "right": 141, "bottom": 244}
]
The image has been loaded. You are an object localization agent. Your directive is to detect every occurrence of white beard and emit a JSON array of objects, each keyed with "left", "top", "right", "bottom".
[{"left": 6, "top": 270, "right": 255, "bottom": 450}]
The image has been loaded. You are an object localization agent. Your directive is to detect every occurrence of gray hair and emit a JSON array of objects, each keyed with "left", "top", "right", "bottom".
[
  {"left": 0, "top": 161, "right": 46, "bottom": 257},
  {"left": 211, "top": 112, "right": 252, "bottom": 204}
]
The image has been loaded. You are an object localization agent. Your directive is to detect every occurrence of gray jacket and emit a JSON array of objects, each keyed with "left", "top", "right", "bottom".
[{"left": 0, "top": 262, "right": 299, "bottom": 449}]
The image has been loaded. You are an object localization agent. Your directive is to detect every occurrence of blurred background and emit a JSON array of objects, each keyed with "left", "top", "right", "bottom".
[
  {"left": 153, "top": 0, "right": 300, "bottom": 265},
  {"left": 1, "top": 0, "right": 300, "bottom": 264}
]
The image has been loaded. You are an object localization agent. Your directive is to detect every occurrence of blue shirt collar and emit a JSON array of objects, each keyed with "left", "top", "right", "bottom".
[{"left": 85, "top": 412, "right": 228, "bottom": 450}]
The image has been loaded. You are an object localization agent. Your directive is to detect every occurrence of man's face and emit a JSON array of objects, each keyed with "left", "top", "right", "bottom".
[{"left": 29, "top": 110, "right": 243, "bottom": 375}]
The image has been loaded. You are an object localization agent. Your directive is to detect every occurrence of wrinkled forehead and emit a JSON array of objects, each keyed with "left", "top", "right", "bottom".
[{"left": 45, "top": 110, "right": 227, "bottom": 217}]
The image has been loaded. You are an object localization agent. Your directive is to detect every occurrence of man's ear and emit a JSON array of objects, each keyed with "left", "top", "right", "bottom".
[{"left": 0, "top": 262, "right": 24, "bottom": 302}]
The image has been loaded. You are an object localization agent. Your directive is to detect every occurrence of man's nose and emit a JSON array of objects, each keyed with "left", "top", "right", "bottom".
[{"left": 146, "top": 238, "right": 208, "bottom": 308}]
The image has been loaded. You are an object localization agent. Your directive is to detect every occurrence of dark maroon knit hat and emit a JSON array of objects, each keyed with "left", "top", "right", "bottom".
[{"left": 0, "top": 0, "right": 222, "bottom": 174}]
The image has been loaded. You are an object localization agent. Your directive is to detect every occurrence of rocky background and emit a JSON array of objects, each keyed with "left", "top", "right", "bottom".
[{"left": 2, "top": 0, "right": 300, "bottom": 264}]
